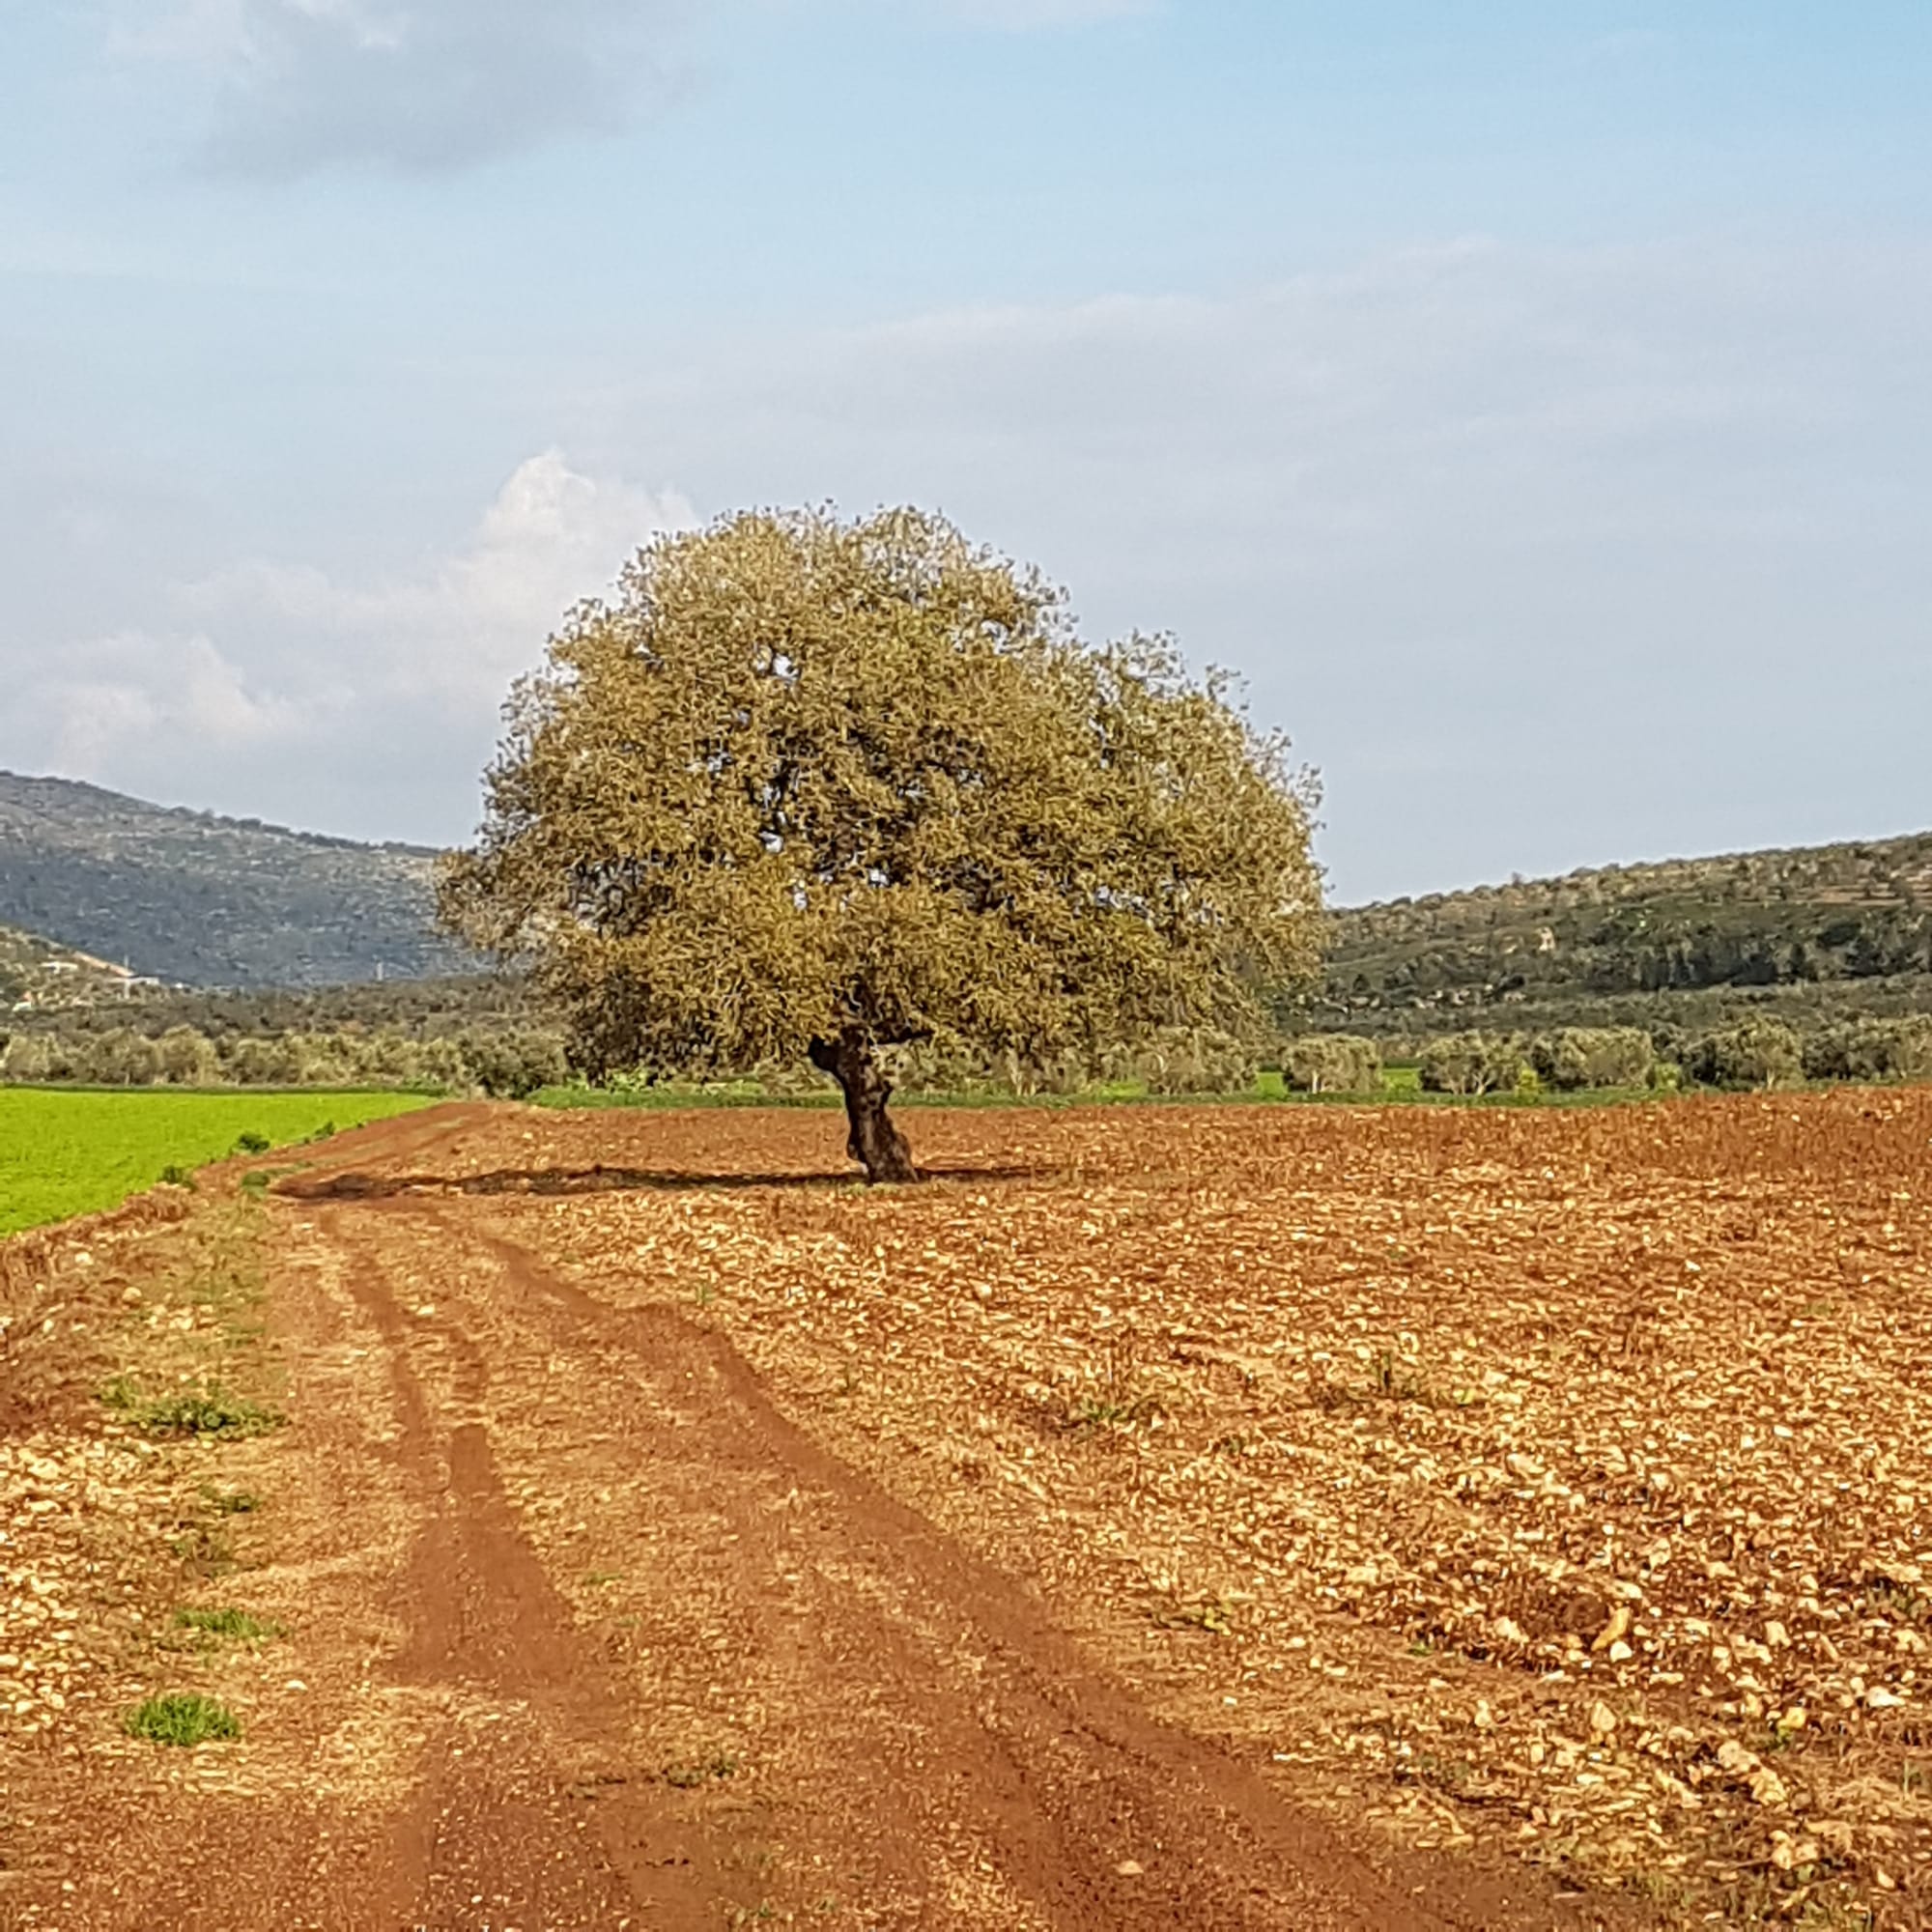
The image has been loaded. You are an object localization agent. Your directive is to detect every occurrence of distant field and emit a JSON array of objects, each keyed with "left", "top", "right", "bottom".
[
  {"left": 532, "top": 1065, "right": 1648, "bottom": 1111},
  {"left": 0, "top": 1088, "right": 432, "bottom": 1236}
]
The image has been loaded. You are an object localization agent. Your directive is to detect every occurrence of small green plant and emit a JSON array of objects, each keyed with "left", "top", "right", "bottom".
[
  {"left": 200, "top": 1486, "right": 263, "bottom": 1516},
  {"left": 114, "top": 1384, "right": 280, "bottom": 1438},
  {"left": 1066, "top": 1338, "right": 1161, "bottom": 1432},
  {"left": 157, "top": 1164, "right": 197, "bottom": 1188},
  {"left": 1157, "top": 1595, "right": 1237, "bottom": 1635},
  {"left": 173, "top": 1606, "right": 282, "bottom": 1641},
  {"left": 124, "top": 1692, "right": 242, "bottom": 1747},
  {"left": 233, "top": 1130, "right": 272, "bottom": 1155},
  {"left": 239, "top": 1170, "right": 271, "bottom": 1194}
]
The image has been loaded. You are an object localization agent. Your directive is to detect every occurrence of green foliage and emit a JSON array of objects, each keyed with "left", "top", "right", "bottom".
[
  {"left": 123, "top": 1692, "right": 242, "bottom": 1747},
  {"left": 1527, "top": 1027, "right": 1655, "bottom": 1092},
  {"left": 1684, "top": 1017, "right": 1805, "bottom": 1090},
  {"left": 1803, "top": 1015, "right": 1932, "bottom": 1083},
  {"left": 1281, "top": 1033, "right": 1382, "bottom": 1094},
  {"left": 106, "top": 1382, "right": 281, "bottom": 1438},
  {"left": 440, "top": 508, "right": 1322, "bottom": 1080},
  {"left": 1309, "top": 830, "right": 1932, "bottom": 1038},
  {"left": 1416, "top": 1032, "right": 1525, "bottom": 1095},
  {"left": 173, "top": 1606, "right": 282, "bottom": 1641},
  {"left": 0, "top": 1089, "right": 430, "bottom": 1236}
]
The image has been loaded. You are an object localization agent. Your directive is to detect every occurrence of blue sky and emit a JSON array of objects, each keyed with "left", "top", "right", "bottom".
[{"left": 3, "top": 2, "right": 1927, "bottom": 901}]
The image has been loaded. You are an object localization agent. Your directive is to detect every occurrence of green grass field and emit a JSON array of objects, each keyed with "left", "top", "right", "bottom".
[{"left": 0, "top": 1089, "right": 433, "bottom": 1236}]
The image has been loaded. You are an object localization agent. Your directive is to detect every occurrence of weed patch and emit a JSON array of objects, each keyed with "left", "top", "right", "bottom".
[
  {"left": 124, "top": 1693, "right": 242, "bottom": 1747},
  {"left": 173, "top": 1606, "right": 282, "bottom": 1642},
  {"left": 104, "top": 1380, "right": 281, "bottom": 1438}
]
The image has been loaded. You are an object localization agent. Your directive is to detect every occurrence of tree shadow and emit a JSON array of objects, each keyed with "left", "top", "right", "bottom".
[{"left": 276, "top": 1162, "right": 1051, "bottom": 1204}]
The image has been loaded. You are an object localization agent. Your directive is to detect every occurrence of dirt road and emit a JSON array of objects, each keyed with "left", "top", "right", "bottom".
[{"left": 13, "top": 1105, "right": 1606, "bottom": 1930}]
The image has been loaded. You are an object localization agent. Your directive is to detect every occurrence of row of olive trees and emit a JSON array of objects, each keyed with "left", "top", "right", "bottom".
[
  {"left": 1406, "top": 1015, "right": 1932, "bottom": 1094},
  {"left": 0, "top": 1024, "right": 569, "bottom": 1098}
]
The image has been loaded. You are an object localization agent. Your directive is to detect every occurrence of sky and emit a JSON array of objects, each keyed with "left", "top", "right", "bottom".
[{"left": 2, "top": 2, "right": 1928, "bottom": 903}]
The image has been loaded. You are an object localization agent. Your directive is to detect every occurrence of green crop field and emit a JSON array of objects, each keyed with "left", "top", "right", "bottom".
[{"left": 0, "top": 1089, "right": 433, "bottom": 1236}]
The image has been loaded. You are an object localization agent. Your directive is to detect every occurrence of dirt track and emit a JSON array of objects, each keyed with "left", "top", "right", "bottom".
[{"left": 8, "top": 1103, "right": 1593, "bottom": 1931}]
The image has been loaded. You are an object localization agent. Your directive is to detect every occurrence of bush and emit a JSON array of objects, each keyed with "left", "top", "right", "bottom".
[
  {"left": 456, "top": 1027, "right": 571, "bottom": 1099},
  {"left": 1134, "top": 1028, "right": 1261, "bottom": 1096},
  {"left": 1, "top": 1032, "right": 63, "bottom": 1083},
  {"left": 1527, "top": 1027, "right": 1655, "bottom": 1092},
  {"left": 156, "top": 1026, "right": 220, "bottom": 1087},
  {"left": 222, "top": 1035, "right": 302, "bottom": 1086},
  {"left": 1416, "top": 1032, "right": 1524, "bottom": 1095},
  {"left": 1684, "top": 1018, "right": 1804, "bottom": 1090},
  {"left": 78, "top": 1028, "right": 163, "bottom": 1087},
  {"left": 1804, "top": 1016, "right": 1932, "bottom": 1085},
  {"left": 1281, "top": 1034, "right": 1382, "bottom": 1094}
]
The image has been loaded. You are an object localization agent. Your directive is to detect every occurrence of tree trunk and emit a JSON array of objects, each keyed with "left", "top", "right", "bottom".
[{"left": 809, "top": 1037, "right": 919, "bottom": 1183}]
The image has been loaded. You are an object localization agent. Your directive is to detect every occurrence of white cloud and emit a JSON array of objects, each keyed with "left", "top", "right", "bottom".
[
  {"left": 125, "top": 0, "right": 691, "bottom": 176},
  {"left": 42, "top": 634, "right": 302, "bottom": 774},
  {"left": 11, "top": 454, "right": 692, "bottom": 830}
]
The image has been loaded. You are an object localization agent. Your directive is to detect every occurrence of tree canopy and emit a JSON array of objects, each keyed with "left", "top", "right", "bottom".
[{"left": 439, "top": 507, "right": 1322, "bottom": 1179}]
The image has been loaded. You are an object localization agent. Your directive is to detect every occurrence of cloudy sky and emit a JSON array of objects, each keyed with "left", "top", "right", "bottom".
[{"left": 4, "top": 3, "right": 1928, "bottom": 901}]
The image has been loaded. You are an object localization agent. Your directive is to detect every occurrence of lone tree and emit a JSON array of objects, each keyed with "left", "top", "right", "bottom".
[{"left": 439, "top": 507, "right": 1322, "bottom": 1181}]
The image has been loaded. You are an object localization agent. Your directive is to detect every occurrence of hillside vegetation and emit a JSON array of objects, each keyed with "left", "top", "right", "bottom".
[
  {"left": 1314, "top": 830, "right": 1932, "bottom": 1039},
  {"left": 0, "top": 922, "right": 137, "bottom": 1009},
  {"left": 0, "top": 772, "right": 466, "bottom": 987}
]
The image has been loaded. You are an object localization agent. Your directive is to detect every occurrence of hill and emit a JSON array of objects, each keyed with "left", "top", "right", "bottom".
[
  {"left": 1315, "top": 829, "right": 1932, "bottom": 1039},
  {"left": 0, "top": 922, "right": 141, "bottom": 1010},
  {"left": 0, "top": 772, "right": 467, "bottom": 988}
]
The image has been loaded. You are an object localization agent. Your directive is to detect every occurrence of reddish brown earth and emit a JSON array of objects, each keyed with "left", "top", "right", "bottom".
[{"left": 7, "top": 1092, "right": 1930, "bottom": 1927}]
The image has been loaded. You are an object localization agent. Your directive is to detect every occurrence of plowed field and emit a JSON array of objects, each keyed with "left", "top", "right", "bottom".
[{"left": 3, "top": 1090, "right": 1929, "bottom": 1928}]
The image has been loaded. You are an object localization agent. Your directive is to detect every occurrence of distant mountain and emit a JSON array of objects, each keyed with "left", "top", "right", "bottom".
[
  {"left": 0, "top": 773, "right": 468, "bottom": 988},
  {"left": 1316, "top": 830, "right": 1932, "bottom": 1037}
]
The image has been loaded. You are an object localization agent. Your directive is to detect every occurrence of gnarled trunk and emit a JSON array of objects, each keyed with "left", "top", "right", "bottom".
[{"left": 809, "top": 1037, "right": 919, "bottom": 1183}]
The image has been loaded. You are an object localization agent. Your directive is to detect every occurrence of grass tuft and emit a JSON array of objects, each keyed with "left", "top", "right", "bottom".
[
  {"left": 104, "top": 1380, "right": 281, "bottom": 1438},
  {"left": 173, "top": 1606, "right": 282, "bottom": 1641},
  {"left": 124, "top": 1692, "right": 242, "bottom": 1747}
]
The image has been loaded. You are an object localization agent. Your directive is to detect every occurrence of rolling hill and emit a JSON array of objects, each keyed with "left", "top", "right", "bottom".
[
  {"left": 0, "top": 772, "right": 468, "bottom": 988},
  {"left": 0, "top": 922, "right": 139, "bottom": 1009},
  {"left": 5, "top": 767, "right": 1928, "bottom": 1035},
  {"left": 1315, "top": 830, "right": 1932, "bottom": 1038}
]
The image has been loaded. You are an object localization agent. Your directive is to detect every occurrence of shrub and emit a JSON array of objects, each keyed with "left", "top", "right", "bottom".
[
  {"left": 456, "top": 1027, "right": 572, "bottom": 1098},
  {"left": 1282, "top": 1034, "right": 1382, "bottom": 1094},
  {"left": 1684, "top": 1018, "right": 1804, "bottom": 1090},
  {"left": 1135, "top": 1028, "right": 1261, "bottom": 1096},
  {"left": 1, "top": 1032, "right": 62, "bottom": 1083},
  {"left": 1416, "top": 1032, "right": 1524, "bottom": 1096},
  {"left": 156, "top": 1026, "right": 220, "bottom": 1087},
  {"left": 222, "top": 1036, "right": 302, "bottom": 1086},
  {"left": 78, "top": 1028, "right": 162, "bottom": 1087},
  {"left": 1528, "top": 1027, "right": 1655, "bottom": 1092},
  {"left": 1804, "top": 1016, "right": 1932, "bottom": 1085}
]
